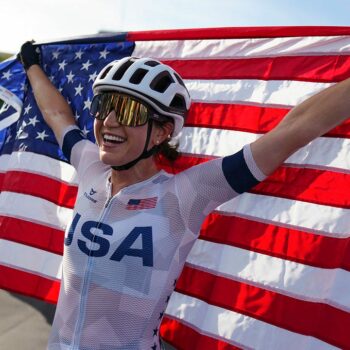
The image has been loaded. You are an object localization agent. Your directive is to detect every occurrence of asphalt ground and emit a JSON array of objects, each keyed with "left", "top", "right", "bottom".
[
  {"left": 0, "top": 289, "right": 55, "bottom": 349},
  {"left": 0, "top": 289, "right": 175, "bottom": 350}
]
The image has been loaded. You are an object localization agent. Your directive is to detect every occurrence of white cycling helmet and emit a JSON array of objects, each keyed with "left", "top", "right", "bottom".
[{"left": 93, "top": 57, "right": 191, "bottom": 137}]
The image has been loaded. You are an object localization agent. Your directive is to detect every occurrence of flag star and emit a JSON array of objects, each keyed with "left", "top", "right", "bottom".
[
  {"left": 75, "top": 111, "right": 81, "bottom": 120},
  {"left": 58, "top": 60, "right": 68, "bottom": 71},
  {"left": 52, "top": 51, "right": 60, "bottom": 59},
  {"left": 58, "top": 87, "right": 64, "bottom": 93},
  {"left": 28, "top": 116, "right": 39, "bottom": 127},
  {"left": 36, "top": 130, "right": 49, "bottom": 141},
  {"left": 99, "top": 49, "right": 110, "bottom": 59},
  {"left": 81, "top": 60, "right": 92, "bottom": 71},
  {"left": 89, "top": 71, "right": 98, "bottom": 82},
  {"left": 2, "top": 70, "right": 12, "bottom": 80},
  {"left": 49, "top": 75, "right": 55, "bottom": 82},
  {"left": 74, "top": 83, "right": 84, "bottom": 96},
  {"left": 75, "top": 49, "right": 84, "bottom": 59},
  {"left": 66, "top": 71, "right": 75, "bottom": 83},
  {"left": 20, "top": 82, "right": 26, "bottom": 91},
  {"left": 23, "top": 104, "right": 32, "bottom": 115},
  {"left": 81, "top": 125, "right": 90, "bottom": 136},
  {"left": 83, "top": 98, "right": 92, "bottom": 110}
]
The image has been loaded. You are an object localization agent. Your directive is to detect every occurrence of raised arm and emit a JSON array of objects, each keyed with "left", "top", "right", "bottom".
[
  {"left": 251, "top": 78, "right": 350, "bottom": 175},
  {"left": 19, "top": 42, "right": 76, "bottom": 142}
]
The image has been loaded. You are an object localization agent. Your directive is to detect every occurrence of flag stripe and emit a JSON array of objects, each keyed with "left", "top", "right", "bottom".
[
  {"left": 0, "top": 152, "right": 78, "bottom": 184},
  {"left": 164, "top": 292, "right": 339, "bottom": 350},
  {"left": 175, "top": 265, "right": 350, "bottom": 349},
  {"left": 0, "top": 170, "right": 77, "bottom": 208},
  {"left": 185, "top": 79, "right": 333, "bottom": 107},
  {"left": 165, "top": 56, "right": 350, "bottom": 83},
  {"left": 0, "top": 239, "right": 62, "bottom": 279},
  {"left": 179, "top": 127, "right": 350, "bottom": 171},
  {"left": 217, "top": 193, "right": 350, "bottom": 236},
  {"left": 0, "top": 191, "right": 73, "bottom": 231},
  {"left": 187, "top": 239, "right": 350, "bottom": 310},
  {"left": 160, "top": 316, "right": 242, "bottom": 350},
  {"left": 0, "top": 264, "right": 60, "bottom": 304},
  {"left": 128, "top": 26, "right": 350, "bottom": 41},
  {"left": 0, "top": 215, "right": 64, "bottom": 255},
  {"left": 186, "top": 103, "right": 350, "bottom": 138},
  {"left": 200, "top": 213, "right": 350, "bottom": 271}
]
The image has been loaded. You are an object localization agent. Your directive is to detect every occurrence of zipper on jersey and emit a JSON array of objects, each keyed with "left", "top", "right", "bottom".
[{"left": 71, "top": 184, "right": 115, "bottom": 349}]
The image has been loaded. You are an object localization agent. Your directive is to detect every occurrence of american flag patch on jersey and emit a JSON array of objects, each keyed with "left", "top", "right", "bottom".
[{"left": 126, "top": 197, "right": 158, "bottom": 210}]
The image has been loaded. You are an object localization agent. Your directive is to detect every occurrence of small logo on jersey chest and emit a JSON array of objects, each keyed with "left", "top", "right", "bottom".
[
  {"left": 126, "top": 197, "right": 158, "bottom": 210},
  {"left": 84, "top": 188, "right": 98, "bottom": 203}
]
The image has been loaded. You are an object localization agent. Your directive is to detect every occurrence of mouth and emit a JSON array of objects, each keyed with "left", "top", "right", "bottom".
[{"left": 102, "top": 133, "right": 127, "bottom": 145}]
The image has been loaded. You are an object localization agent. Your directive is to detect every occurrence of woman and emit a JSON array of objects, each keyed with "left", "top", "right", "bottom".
[{"left": 19, "top": 41, "right": 350, "bottom": 350}]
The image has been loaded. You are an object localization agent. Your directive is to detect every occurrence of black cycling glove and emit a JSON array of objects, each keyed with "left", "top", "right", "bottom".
[{"left": 18, "top": 41, "right": 40, "bottom": 70}]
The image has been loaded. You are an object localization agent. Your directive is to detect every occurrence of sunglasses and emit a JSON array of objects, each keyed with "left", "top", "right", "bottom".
[{"left": 90, "top": 92, "right": 166, "bottom": 127}]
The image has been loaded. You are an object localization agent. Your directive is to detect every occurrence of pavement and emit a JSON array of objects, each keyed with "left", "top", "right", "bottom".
[
  {"left": 0, "top": 289, "right": 55, "bottom": 350},
  {"left": 0, "top": 289, "right": 175, "bottom": 350}
]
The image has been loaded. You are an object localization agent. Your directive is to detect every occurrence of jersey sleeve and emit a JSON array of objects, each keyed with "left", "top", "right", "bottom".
[
  {"left": 59, "top": 125, "right": 103, "bottom": 181},
  {"left": 174, "top": 143, "right": 266, "bottom": 235}
]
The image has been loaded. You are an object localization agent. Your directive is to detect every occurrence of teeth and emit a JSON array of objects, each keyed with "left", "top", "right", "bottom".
[{"left": 103, "top": 134, "right": 126, "bottom": 143}]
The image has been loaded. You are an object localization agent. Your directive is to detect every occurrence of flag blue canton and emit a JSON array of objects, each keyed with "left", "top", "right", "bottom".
[{"left": 0, "top": 39, "right": 135, "bottom": 162}]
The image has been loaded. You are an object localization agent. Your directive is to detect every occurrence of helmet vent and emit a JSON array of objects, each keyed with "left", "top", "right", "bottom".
[
  {"left": 112, "top": 59, "right": 135, "bottom": 81},
  {"left": 170, "top": 94, "right": 186, "bottom": 111},
  {"left": 130, "top": 68, "right": 148, "bottom": 84},
  {"left": 144, "top": 60, "right": 160, "bottom": 67},
  {"left": 150, "top": 71, "right": 175, "bottom": 93},
  {"left": 174, "top": 72, "right": 186, "bottom": 88},
  {"left": 99, "top": 65, "right": 113, "bottom": 80}
]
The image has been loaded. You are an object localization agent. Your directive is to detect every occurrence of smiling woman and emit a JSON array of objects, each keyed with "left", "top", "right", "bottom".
[{"left": 17, "top": 38, "right": 350, "bottom": 350}]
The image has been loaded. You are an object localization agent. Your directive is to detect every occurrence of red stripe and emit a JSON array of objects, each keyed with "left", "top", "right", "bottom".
[
  {"left": 186, "top": 102, "right": 350, "bottom": 138},
  {"left": 160, "top": 316, "right": 241, "bottom": 350},
  {"left": 200, "top": 213, "right": 350, "bottom": 271},
  {"left": 160, "top": 155, "right": 350, "bottom": 209},
  {"left": 165, "top": 56, "right": 350, "bottom": 83},
  {"left": 0, "top": 170, "right": 77, "bottom": 209},
  {"left": 127, "top": 26, "right": 350, "bottom": 41},
  {"left": 176, "top": 265, "right": 350, "bottom": 349},
  {"left": 0, "top": 265, "right": 60, "bottom": 304},
  {"left": 0, "top": 216, "right": 64, "bottom": 255}
]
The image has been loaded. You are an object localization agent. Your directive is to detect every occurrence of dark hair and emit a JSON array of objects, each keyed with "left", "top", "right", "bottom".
[{"left": 153, "top": 119, "right": 180, "bottom": 162}]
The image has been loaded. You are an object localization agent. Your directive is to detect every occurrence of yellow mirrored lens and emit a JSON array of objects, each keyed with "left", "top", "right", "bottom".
[{"left": 94, "top": 93, "right": 150, "bottom": 126}]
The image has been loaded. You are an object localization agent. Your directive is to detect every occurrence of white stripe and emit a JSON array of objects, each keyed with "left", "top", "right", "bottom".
[
  {"left": 178, "top": 127, "right": 350, "bottom": 171},
  {"left": 187, "top": 239, "right": 350, "bottom": 311},
  {"left": 0, "top": 239, "right": 62, "bottom": 279},
  {"left": 165, "top": 292, "right": 339, "bottom": 350},
  {"left": 185, "top": 79, "right": 333, "bottom": 107},
  {"left": 133, "top": 36, "right": 350, "bottom": 59},
  {"left": 0, "top": 151, "right": 78, "bottom": 184},
  {"left": 0, "top": 192, "right": 73, "bottom": 231},
  {"left": 217, "top": 192, "right": 349, "bottom": 237}
]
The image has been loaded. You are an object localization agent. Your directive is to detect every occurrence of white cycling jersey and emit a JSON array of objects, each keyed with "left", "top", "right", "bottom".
[{"left": 48, "top": 126, "right": 265, "bottom": 350}]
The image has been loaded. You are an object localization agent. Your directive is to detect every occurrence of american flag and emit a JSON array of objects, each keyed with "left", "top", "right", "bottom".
[
  {"left": 126, "top": 197, "right": 158, "bottom": 210},
  {"left": 1, "top": 27, "right": 350, "bottom": 349}
]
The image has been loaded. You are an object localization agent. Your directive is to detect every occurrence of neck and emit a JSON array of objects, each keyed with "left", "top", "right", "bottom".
[{"left": 109, "top": 157, "right": 159, "bottom": 196}]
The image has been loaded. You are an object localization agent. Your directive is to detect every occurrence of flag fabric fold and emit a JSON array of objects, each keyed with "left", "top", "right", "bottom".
[{"left": 1, "top": 27, "right": 350, "bottom": 349}]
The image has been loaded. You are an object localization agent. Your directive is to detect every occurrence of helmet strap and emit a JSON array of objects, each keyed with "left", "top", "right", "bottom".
[{"left": 111, "top": 120, "right": 160, "bottom": 171}]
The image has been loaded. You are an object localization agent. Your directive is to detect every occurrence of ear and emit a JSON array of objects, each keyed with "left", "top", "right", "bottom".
[{"left": 153, "top": 121, "right": 174, "bottom": 145}]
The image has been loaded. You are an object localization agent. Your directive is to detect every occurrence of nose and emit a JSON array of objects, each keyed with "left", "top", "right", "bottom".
[{"left": 103, "top": 110, "right": 120, "bottom": 127}]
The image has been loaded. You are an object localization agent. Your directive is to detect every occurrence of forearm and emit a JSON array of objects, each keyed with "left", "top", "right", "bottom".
[
  {"left": 26, "top": 65, "right": 76, "bottom": 141},
  {"left": 251, "top": 77, "right": 350, "bottom": 176},
  {"left": 280, "top": 77, "right": 350, "bottom": 143}
]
